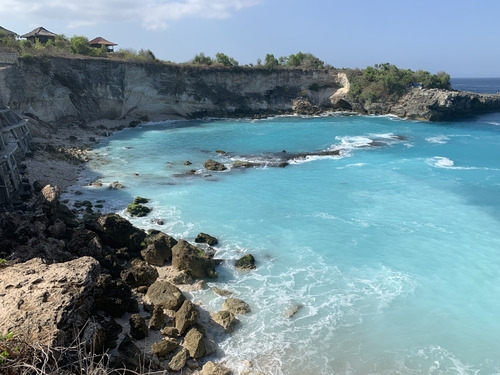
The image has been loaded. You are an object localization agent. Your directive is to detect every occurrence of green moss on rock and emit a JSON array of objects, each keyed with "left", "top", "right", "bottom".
[{"left": 127, "top": 203, "right": 151, "bottom": 217}]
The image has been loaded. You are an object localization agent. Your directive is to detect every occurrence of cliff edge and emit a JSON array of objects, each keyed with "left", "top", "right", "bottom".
[{"left": 1, "top": 56, "right": 500, "bottom": 127}]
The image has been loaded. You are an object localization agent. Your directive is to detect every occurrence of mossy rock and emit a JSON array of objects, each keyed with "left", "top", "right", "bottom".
[
  {"left": 127, "top": 203, "right": 151, "bottom": 217},
  {"left": 235, "top": 254, "right": 256, "bottom": 270},
  {"left": 133, "top": 196, "right": 150, "bottom": 204}
]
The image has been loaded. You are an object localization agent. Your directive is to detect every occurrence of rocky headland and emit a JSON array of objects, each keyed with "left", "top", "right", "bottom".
[{"left": 2, "top": 55, "right": 500, "bottom": 374}]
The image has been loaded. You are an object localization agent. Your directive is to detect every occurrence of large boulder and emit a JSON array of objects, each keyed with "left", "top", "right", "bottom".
[
  {"left": 204, "top": 159, "right": 227, "bottom": 171},
  {"left": 222, "top": 298, "right": 251, "bottom": 315},
  {"left": 202, "top": 361, "right": 232, "bottom": 375},
  {"left": 195, "top": 232, "right": 218, "bottom": 246},
  {"left": 235, "top": 254, "right": 256, "bottom": 270},
  {"left": 183, "top": 327, "right": 206, "bottom": 358},
  {"left": 67, "top": 227, "right": 109, "bottom": 261},
  {"left": 146, "top": 280, "right": 186, "bottom": 310},
  {"left": 0, "top": 257, "right": 100, "bottom": 346},
  {"left": 175, "top": 300, "right": 200, "bottom": 335},
  {"left": 94, "top": 274, "right": 136, "bottom": 318},
  {"left": 171, "top": 239, "right": 218, "bottom": 279},
  {"left": 120, "top": 259, "right": 159, "bottom": 288},
  {"left": 151, "top": 338, "right": 178, "bottom": 357},
  {"left": 129, "top": 313, "right": 148, "bottom": 340},
  {"left": 141, "top": 230, "right": 177, "bottom": 266},
  {"left": 96, "top": 214, "right": 146, "bottom": 254},
  {"left": 212, "top": 310, "right": 238, "bottom": 333},
  {"left": 169, "top": 348, "right": 189, "bottom": 372}
]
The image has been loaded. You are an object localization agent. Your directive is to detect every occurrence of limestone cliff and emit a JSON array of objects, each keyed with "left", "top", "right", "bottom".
[
  {"left": 0, "top": 56, "right": 341, "bottom": 125},
  {"left": 1, "top": 56, "right": 500, "bottom": 125}
]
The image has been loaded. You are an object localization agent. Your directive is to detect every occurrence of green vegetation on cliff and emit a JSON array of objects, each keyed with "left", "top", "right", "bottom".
[{"left": 347, "top": 63, "right": 451, "bottom": 103}]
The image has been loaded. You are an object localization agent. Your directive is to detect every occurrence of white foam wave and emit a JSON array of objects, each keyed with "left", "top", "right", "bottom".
[
  {"left": 195, "top": 249, "right": 417, "bottom": 375},
  {"left": 391, "top": 345, "right": 484, "bottom": 374},
  {"left": 426, "top": 135, "right": 450, "bottom": 144},
  {"left": 287, "top": 154, "right": 342, "bottom": 164},
  {"left": 427, "top": 156, "right": 500, "bottom": 171},
  {"left": 429, "top": 156, "right": 455, "bottom": 168},
  {"left": 336, "top": 162, "right": 367, "bottom": 169}
]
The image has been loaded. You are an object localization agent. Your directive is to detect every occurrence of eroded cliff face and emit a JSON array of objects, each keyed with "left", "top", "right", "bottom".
[
  {"left": 0, "top": 56, "right": 342, "bottom": 125},
  {"left": 1, "top": 57, "right": 499, "bottom": 125}
]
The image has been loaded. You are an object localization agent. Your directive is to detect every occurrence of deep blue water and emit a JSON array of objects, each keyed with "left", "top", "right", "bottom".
[
  {"left": 451, "top": 77, "right": 500, "bottom": 94},
  {"left": 65, "top": 79, "right": 500, "bottom": 374}
]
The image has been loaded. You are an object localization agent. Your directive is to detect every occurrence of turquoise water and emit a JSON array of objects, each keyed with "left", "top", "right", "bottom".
[{"left": 66, "top": 109, "right": 500, "bottom": 374}]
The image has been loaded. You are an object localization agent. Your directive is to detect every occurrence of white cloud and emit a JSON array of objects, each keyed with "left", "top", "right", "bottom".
[{"left": 0, "top": 0, "right": 260, "bottom": 30}]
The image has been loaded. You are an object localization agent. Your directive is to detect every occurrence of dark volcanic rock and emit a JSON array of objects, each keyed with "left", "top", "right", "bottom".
[
  {"left": 129, "top": 313, "right": 148, "bottom": 340},
  {"left": 94, "top": 274, "right": 135, "bottom": 317},
  {"left": 172, "top": 239, "right": 218, "bottom": 279},
  {"left": 235, "top": 254, "right": 256, "bottom": 270},
  {"left": 204, "top": 159, "right": 227, "bottom": 171},
  {"left": 120, "top": 259, "right": 159, "bottom": 288},
  {"left": 96, "top": 214, "right": 146, "bottom": 254},
  {"left": 141, "top": 230, "right": 177, "bottom": 265},
  {"left": 195, "top": 232, "right": 218, "bottom": 246}
]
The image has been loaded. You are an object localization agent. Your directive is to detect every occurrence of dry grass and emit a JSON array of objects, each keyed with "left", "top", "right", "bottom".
[{"left": 0, "top": 330, "right": 161, "bottom": 375}]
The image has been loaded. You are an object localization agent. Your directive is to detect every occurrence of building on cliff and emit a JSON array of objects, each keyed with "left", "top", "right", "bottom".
[
  {"left": 0, "top": 104, "right": 31, "bottom": 206},
  {"left": 88, "top": 36, "right": 117, "bottom": 52},
  {"left": 0, "top": 26, "right": 18, "bottom": 39},
  {"left": 21, "top": 27, "right": 57, "bottom": 44}
]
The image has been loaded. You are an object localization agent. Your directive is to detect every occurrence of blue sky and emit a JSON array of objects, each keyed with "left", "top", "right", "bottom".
[{"left": 1, "top": 0, "right": 499, "bottom": 77}]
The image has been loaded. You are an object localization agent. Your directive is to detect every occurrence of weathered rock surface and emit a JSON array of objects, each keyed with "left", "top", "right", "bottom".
[
  {"left": 141, "top": 230, "right": 177, "bottom": 265},
  {"left": 212, "top": 310, "right": 239, "bottom": 333},
  {"left": 184, "top": 327, "right": 206, "bottom": 358},
  {"left": 120, "top": 258, "right": 159, "bottom": 288},
  {"left": 195, "top": 232, "right": 218, "bottom": 246},
  {"left": 151, "top": 338, "right": 178, "bottom": 357},
  {"left": 204, "top": 159, "right": 227, "bottom": 171},
  {"left": 96, "top": 213, "right": 146, "bottom": 254},
  {"left": 175, "top": 300, "right": 200, "bottom": 335},
  {"left": 0, "top": 57, "right": 340, "bottom": 124},
  {"left": 148, "top": 304, "right": 166, "bottom": 330},
  {"left": 129, "top": 313, "right": 148, "bottom": 340},
  {"left": 202, "top": 361, "right": 233, "bottom": 375},
  {"left": 391, "top": 88, "right": 500, "bottom": 121},
  {"left": 222, "top": 298, "right": 251, "bottom": 315},
  {"left": 235, "top": 254, "right": 256, "bottom": 270},
  {"left": 146, "top": 280, "right": 186, "bottom": 310},
  {"left": 169, "top": 348, "right": 189, "bottom": 371},
  {"left": 172, "top": 239, "right": 218, "bottom": 279},
  {"left": 0, "top": 256, "right": 100, "bottom": 346},
  {"left": 94, "top": 274, "right": 136, "bottom": 317}
]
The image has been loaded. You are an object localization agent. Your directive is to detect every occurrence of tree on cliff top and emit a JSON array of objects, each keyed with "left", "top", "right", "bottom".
[
  {"left": 215, "top": 52, "right": 238, "bottom": 66},
  {"left": 191, "top": 52, "right": 213, "bottom": 65},
  {"left": 347, "top": 63, "right": 451, "bottom": 103}
]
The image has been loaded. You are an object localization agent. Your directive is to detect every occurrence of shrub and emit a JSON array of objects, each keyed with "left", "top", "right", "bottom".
[
  {"left": 347, "top": 63, "right": 451, "bottom": 103},
  {"left": 70, "top": 35, "right": 93, "bottom": 55},
  {"left": 191, "top": 52, "right": 213, "bottom": 65}
]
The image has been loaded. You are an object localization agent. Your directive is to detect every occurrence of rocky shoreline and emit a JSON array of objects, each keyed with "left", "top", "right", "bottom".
[
  {"left": 1, "top": 117, "right": 264, "bottom": 375},
  {"left": 3, "top": 56, "right": 500, "bottom": 374}
]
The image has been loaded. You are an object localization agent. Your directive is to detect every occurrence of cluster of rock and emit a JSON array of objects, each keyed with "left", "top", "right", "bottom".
[{"left": 0, "top": 182, "right": 256, "bottom": 374}]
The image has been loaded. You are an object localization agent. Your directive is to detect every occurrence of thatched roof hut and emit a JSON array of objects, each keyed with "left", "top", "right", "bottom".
[
  {"left": 88, "top": 36, "right": 117, "bottom": 52},
  {"left": 0, "top": 26, "right": 18, "bottom": 39},
  {"left": 21, "top": 27, "right": 57, "bottom": 44}
]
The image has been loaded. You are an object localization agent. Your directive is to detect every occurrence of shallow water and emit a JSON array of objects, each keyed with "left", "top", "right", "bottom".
[{"left": 65, "top": 100, "right": 500, "bottom": 374}]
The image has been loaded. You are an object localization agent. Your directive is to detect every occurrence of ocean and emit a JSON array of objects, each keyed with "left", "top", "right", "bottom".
[{"left": 65, "top": 78, "right": 500, "bottom": 374}]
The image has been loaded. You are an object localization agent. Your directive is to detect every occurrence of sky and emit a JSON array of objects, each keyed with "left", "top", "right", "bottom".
[{"left": 1, "top": 0, "right": 499, "bottom": 77}]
